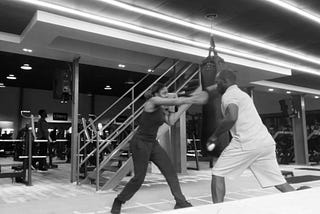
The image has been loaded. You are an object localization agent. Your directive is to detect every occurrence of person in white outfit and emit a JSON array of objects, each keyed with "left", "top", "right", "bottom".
[{"left": 206, "top": 69, "right": 303, "bottom": 203}]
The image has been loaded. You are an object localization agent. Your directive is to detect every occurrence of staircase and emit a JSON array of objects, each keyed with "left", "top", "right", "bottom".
[{"left": 76, "top": 58, "right": 201, "bottom": 191}]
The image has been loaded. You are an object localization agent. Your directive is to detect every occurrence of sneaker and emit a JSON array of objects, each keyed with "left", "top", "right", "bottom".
[
  {"left": 111, "top": 198, "right": 123, "bottom": 214},
  {"left": 296, "top": 186, "right": 311, "bottom": 190},
  {"left": 174, "top": 201, "right": 192, "bottom": 209}
]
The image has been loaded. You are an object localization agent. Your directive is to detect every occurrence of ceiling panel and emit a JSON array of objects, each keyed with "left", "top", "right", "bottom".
[{"left": 1, "top": 0, "right": 320, "bottom": 96}]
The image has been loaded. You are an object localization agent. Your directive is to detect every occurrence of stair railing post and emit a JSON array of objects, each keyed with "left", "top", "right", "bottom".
[{"left": 27, "top": 126, "right": 32, "bottom": 186}]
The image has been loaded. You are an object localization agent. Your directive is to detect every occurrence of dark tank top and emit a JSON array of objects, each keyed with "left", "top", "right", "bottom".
[{"left": 136, "top": 107, "right": 165, "bottom": 140}]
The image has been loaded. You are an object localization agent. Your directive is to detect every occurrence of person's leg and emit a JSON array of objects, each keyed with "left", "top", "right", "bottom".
[
  {"left": 111, "top": 138, "right": 152, "bottom": 213},
  {"left": 211, "top": 175, "right": 225, "bottom": 203},
  {"left": 249, "top": 145, "right": 296, "bottom": 192},
  {"left": 150, "top": 142, "right": 191, "bottom": 208},
  {"left": 38, "top": 141, "right": 48, "bottom": 170}
]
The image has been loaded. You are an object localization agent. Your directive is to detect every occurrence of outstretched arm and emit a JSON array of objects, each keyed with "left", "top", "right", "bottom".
[
  {"left": 163, "top": 90, "right": 208, "bottom": 125},
  {"left": 205, "top": 84, "right": 220, "bottom": 97}
]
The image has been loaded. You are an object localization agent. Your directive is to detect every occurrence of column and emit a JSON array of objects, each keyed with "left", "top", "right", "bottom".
[
  {"left": 291, "top": 95, "right": 309, "bottom": 165},
  {"left": 71, "top": 57, "right": 80, "bottom": 182},
  {"left": 170, "top": 112, "right": 187, "bottom": 174}
]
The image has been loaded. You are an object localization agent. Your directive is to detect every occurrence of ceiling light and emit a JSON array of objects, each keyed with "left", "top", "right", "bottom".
[
  {"left": 118, "top": 64, "right": 126, "bottom": 68},
  {"left": 20, "top": 64, "right": 32, "bottom": 70},
  {"left": 6, "top": 74, "right": 16, "bottom": 80},
  {"left": 268, "top": 88, "right": 274, "bottom": 92},
  {"left": 263, "top": 0, "right": 320, "bottom": 25},
  {"left": 18, "top": 1, "right": 320, "bottom": 75},
  {"left": 147, "top": 69, "right": 154, "bottom": 73},
  {"left": 104, "top": 85, "right": 112, "bottom": 90},
  {"left": 124, "top": 79, "right": 135, "bottom": 85},
  {"left": 0, "top": 83, "right": 5, "bottom": 88},
  {"left": 96, "top": 0, "right": 320, "bottom": 66},
  {"left": 315, "top": 96, "right": 319, "bottom": 99},
  {"left": 286, "top": 91, "right": 292, "bottom": 94},
  {"left": 22, "top": 48, "right": 33, "bottom": 53}
]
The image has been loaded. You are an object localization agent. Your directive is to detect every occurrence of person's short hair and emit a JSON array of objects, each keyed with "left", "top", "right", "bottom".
[
  {"left": 38, "top": 109, "right": 46, "bottom": 116},
  {"left": 217, "top": 69, "right": 237, "bottom": 83},
  {"left": 144, "top": 82, "right": 166, "bottom": 99}
]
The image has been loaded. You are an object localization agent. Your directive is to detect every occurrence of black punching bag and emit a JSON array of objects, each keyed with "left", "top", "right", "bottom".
[{"left": 200, "top": 37, "right": 229, "bottom": 157}]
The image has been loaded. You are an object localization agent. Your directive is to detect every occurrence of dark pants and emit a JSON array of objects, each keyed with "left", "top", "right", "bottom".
[{"left": 117, "top": 135, "right": 187, "bottom": 203}]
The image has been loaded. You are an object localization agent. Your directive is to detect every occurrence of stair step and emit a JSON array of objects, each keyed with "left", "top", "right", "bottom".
[
  {"left": 88, "top": 173, "right": 109, "bottom": 186},
  {"left": 101, "top": 165, "right": 119, "bottom": 172},
  {"left": 111, "top": 156, "right": 129, "bottom": 162}
]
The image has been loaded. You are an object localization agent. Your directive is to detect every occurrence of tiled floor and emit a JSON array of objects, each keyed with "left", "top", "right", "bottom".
[{"left": 0, "top": 157, "right": 320, "bottom": 214}]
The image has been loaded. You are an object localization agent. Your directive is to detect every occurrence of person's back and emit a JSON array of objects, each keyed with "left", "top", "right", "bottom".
[
  {"left": 37, "top": 117, "right": 49, "bottom": 139},
  {"left": 136, "top": 107, "right": 165, "bottom": 140},
  {"left": 222, "top": 85, "right": 273, "bottom": 149}
]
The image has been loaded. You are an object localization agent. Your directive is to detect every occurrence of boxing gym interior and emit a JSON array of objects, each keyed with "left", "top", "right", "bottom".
[{"left": 1, "top": 0, "right": 320, "bottom": 213}]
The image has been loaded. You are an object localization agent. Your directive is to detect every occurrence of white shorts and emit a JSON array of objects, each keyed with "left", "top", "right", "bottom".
[{"left": 212, "top": 144, "right": 286, "bottom": 188}]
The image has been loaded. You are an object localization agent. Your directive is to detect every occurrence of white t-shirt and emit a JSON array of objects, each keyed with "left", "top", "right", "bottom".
[{"left": 221, "top": 85, "right": 275, "bottom": 150}]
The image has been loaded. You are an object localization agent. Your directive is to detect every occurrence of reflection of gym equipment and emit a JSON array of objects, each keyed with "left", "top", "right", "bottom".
[
  {"left": 0, "top": 139, "right": 27, "bottom": 183},
  {"left": 273, "top": 131, "right": 294, "bottom": 164},
  {"left": 186, "top": 113, "right": 214, "bottom": 170},
  {"left": 307, "top": 130, "right": 320, "bottom": 163},
  {"left": 186, "top": 135, "right": 200, "bottom": 170}
]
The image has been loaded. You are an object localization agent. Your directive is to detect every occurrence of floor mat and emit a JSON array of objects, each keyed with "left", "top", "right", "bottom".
[{"left": 286, "top": 175, "right": 320, "bottom": 184}]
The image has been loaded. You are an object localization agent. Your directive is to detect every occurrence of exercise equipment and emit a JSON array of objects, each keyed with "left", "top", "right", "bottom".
[
  {"left": 200, "top": 32, "right": 229, "bottom": 158},
  {"left": 273, "top": 131, "right": 294, "bottom": 164}
]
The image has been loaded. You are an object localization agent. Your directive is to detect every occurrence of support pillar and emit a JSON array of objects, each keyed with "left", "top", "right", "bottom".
[
  {"left": 291, "top": 95, "right": 309, "bottom": 165},
  {"left": 71, "top": 57, "right": 80, "bottom": 182},
  {"left": 246, "top": 86, "right": 254, "bottom": 99},
  {"left": 170, "top": 112, "right": 187, "bottom": 174}
]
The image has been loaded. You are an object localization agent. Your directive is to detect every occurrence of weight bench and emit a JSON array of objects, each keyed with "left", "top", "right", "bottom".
[
  {"left": 281, "top": 170, "right": 294, "bottom": 178},
  {"left": 0, "top": 161, "right": 25, "bottom": 183},
  {"left": 0, "top": 162, "right": 23, "bottom": 173}
]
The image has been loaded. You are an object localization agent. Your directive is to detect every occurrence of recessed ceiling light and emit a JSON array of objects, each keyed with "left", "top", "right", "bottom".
[
  {"left": 286, "top": 91, "right": 291, "bottom": 94},
  {"left": 118, "top": 64, "right": 125, "bottom": 68},
  {"left": 0, "top": 83, "right": 5, "bottom": 88},
  {"left": 268, "top": 88, "right": 274, "bottom": 92},
  {"left": 124, "top": 79, "right": 135, "bottom": 85},
  {"left": 22, "top": 48, "right": 33, "bottom": 53},
  {"left": 147, "top": 68, "right": 154, "bottom": 73},
  {"left": 104, "top": 85, "right": 112, "bottom": 90},
  {"left": 315, "top": 96, "right": 319, "bottom": 99},
  {"left": 20, "top": 64, "right": 32, "bottom": 70},
  {"left": 6, "top": 74, "right": 17, "bottom": 80}
]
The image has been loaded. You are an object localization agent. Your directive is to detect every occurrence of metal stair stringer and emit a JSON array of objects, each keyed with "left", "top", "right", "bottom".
[{"left": 100, "top": 156, "right": 133, "bottom": 191}]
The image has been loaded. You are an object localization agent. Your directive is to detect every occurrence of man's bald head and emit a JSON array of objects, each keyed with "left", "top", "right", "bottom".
[{"left": 215, "top": 69, "right": 237, "bottom": 94}]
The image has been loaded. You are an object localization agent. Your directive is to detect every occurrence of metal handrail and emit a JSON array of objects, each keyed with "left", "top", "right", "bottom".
[
  {"left": 79, "top": 61, "right": 195, "bottom": 160},
  {"left": 78, "top": 57, "right": 168, "bottom": 135},
  {"left": 79, "top": 104, "right": 143, "bottom": 166},
  {"left": 95, "top": 68, "right": 201, "bottom": 171},
  {"left": 78, "top": 59, "right": 179, "bottom": 151},
  {"left": 99, "top": 60, "right": 179, "bottom": 132},
  {"left": 77, "top": 60, "right": 200, "bottom": 183}
]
